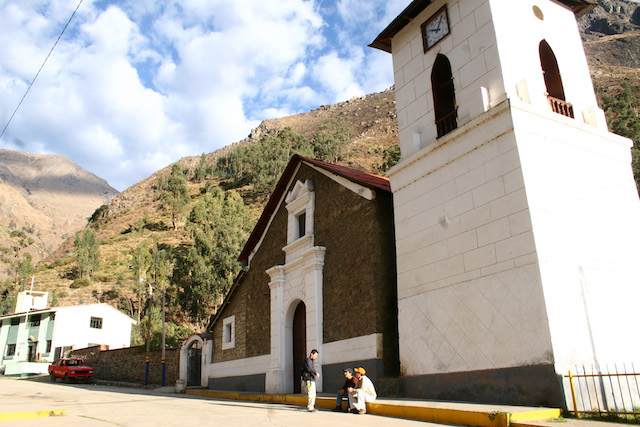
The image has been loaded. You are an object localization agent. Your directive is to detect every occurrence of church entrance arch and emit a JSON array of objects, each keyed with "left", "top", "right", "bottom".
[{"left": 292, "top": 301, "right": 306, "bottom": 393}]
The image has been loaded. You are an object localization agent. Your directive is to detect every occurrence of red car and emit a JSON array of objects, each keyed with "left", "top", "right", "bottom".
[{"left": 48, "top": 358, "right": 94, "bottom": 383}]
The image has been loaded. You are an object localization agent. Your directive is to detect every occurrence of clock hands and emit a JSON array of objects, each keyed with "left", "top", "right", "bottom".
[{"left": 429, "top": 14, "right": 445, "bottom": 33}]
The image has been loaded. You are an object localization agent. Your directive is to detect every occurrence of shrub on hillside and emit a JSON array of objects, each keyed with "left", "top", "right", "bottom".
[{"left": 70, "top": 278, "right": 91, "bottom": 289}]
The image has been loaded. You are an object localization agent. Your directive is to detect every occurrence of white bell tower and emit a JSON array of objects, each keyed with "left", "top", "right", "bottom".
[{"left": 372, "top": 0, "right": 640, "bottom": 406}]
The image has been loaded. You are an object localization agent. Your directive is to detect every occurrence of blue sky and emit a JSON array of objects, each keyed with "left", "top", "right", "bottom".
[{"left": 0, "top": 0, "right": 407, "bottom": 191}]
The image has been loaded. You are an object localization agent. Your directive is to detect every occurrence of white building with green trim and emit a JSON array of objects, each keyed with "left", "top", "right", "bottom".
[{"left": 0, "top": 291, "right": 135, "bottom": 376}]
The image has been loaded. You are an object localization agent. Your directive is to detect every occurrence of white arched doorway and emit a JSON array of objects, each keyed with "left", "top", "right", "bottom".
[{"left": 179, "top": 334, "right": 207, "bottom": 387}]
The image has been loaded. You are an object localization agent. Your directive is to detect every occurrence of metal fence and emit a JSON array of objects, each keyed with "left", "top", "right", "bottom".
[{"left": 564, "top": 364, "right": 640, "bottom": 418}]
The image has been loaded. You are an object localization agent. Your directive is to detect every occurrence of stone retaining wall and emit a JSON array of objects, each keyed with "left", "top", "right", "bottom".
[{"left": 70, "top": 345, "right": 179, "bottom": 386}]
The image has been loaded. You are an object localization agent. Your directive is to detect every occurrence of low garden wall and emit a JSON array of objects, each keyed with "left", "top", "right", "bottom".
[{"left": 70, "top": 345, "right": 179, "bottom": 386}]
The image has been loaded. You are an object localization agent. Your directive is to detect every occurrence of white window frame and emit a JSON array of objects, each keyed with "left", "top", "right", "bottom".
[
  {"left": 285, "top": 179, "right": 315, "bottom": 244},
  {"left": 222, "top": 315, "right": 235, "bottom": 350}
]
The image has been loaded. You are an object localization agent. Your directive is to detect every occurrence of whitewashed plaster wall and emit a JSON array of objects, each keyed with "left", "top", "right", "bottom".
[
  {"left": 511, "top": 105, "right": 640, "bottom": 370},
  {"left": 322, "top": 333, "right": 382, "bottom": 366},
  {"left": 204, "top": 354, "right": 271, "bottom": 382},
  {"left": 387, "top": 0, "right": 638, "bottom": 378},
  {"left": 390, "top": 100, "right": 640, "bottom": 378},
  {"left": 53, "top": 304, "right": 134, "bottom": 350},
  {"left": 389, "top": 102, "right": 553, "bottom": 376}
]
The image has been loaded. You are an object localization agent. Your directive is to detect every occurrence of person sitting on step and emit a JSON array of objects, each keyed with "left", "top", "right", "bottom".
[
  {"left": 347, "top": 367, "right": 377, "bottom": 415},
  {"left": 332, "top": 368, "right": 357, "bottom": 412}
]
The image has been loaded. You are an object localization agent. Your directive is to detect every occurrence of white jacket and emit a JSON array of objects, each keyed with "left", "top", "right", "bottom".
[{"left": 357, "top": 375, "right": 377, "bottom": 401}]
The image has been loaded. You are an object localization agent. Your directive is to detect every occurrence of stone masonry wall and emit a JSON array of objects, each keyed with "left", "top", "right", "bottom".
[
  {"left": 210, "top": 162, "right": 398, "bottom": 371},
  {"left": 71, "top": 345, "right": 179, "bottom": 386}
]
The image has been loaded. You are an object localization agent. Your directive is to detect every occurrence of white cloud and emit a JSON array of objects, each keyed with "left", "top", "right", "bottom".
[
  {"left": 312, "top": 51, "right": 364, "bottom": 102},
  {"left": 0, "top": 0, "right": 396, "bottom": 191}
]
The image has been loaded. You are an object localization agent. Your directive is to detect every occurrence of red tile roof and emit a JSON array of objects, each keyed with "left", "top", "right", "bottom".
[{"left": 237, "top": 154, "right": 390, "bottom": 263}]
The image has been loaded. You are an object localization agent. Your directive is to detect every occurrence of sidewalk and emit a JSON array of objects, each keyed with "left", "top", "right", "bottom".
[
  {"left": 185, "top": 389, "right": 560, "bottom": 427},
  {"left": 0, "top": 375, "right": 623, "bottom": 427}
]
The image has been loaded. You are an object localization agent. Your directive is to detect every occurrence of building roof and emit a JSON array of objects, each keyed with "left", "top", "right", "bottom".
[
  {"left": 237, "top": 154, "right": 391, "bottom": 263},
  {"left": 0, "top": 307, "right": 54, "bottom": 319},
  {"left": 369, "top": 0, "right": 599, "bottom": 53},
  {"left": 0, "top": 303, "right": 135, "bottom": 323}
]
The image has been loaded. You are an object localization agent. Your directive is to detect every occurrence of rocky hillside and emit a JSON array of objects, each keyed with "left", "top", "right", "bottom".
[
  {"left": 580, "top": 0, "right": 640, "bottom": 87},
  {"left": 0, "top": 150, "right": 118, "bottom": 281}
]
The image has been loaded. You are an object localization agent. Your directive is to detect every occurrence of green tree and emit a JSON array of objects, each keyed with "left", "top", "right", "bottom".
[
  {"left": 0, "top": 280, "right": 17, "bottom": 315},
  {"left": 174, "top": 187, "right": 252, "bottom": 328},
  {"left": 193, "top": 153, "right": 207, "bottom": 183},
  {"left": 596, "top": 81, "right": 640, "bottom": 193},
  {"left": 1, "top": 230, "right": 34, "bottom": 286},
  {"left": 74, "top": 229, "right": 100, "bottom": 279},
  {"left": 158, "top": 164, "right": 190, "bottom": 231},
  {"left": 312, "top": 117, "right": 351, "bottom": 163},
  {"left": 379, "top": 144, "right": 401, "bottom": 173},
  {"left": 14, "top": 253, "right": 34, "bottom": 287},
  {"left": 149, "top": 244, "right": 173, "bottom": 286},
  {"left": 131, "top": 243, "right": 152, "bottom": 281},
  {"left": 213, "top": 127, "right": 313, "bottom": 193}
]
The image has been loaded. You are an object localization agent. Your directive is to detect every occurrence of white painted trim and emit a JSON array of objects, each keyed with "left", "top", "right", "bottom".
[
  {"left": 207, "top": 354, "right": 270, "bottom": 378},
  {"left": 285, "top": 179, "right": 315, "bottom": 245},
  {"left": 307, "top": 164, "right": 376, "bottom": 200},
  {"left": 322, "top": 333, "right": 382, "bottom": 365},
  {"left": 222, "top": 316, "right": 235, "bottom": 350}
]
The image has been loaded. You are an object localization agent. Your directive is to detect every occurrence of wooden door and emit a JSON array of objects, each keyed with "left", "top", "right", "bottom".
[{"left": 292, "top": 301, "right": 306, "bottom": 393}]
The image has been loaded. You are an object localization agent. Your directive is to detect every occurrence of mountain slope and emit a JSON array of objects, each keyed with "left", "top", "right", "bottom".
[{"left": 0, "top": 150, "right": 118, "bottom": 280}]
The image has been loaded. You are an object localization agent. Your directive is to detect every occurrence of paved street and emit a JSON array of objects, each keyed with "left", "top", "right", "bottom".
[{"left": 0, "top": 376, "right": 437, "bottom": 426}]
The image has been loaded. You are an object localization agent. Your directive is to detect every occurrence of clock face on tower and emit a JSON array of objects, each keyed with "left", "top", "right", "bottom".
[{"left": 421, "top": 6, "right": 450, "bottom": 52}]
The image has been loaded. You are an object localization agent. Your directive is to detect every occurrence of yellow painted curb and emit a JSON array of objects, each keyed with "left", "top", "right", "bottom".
[
  {"left": 511, "top": 409, "right": 562, "bottom": 423},
  {"left": 185, "top": 390, "right": 559, "bottom": 427},
  {"left": 0, "top": 408, "right": 66, "bottom": 422},
  {"left": 367, "top": 403, "right": 511, "bottom": 427}
]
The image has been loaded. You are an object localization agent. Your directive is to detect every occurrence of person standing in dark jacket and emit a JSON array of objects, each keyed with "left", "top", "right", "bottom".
[{"left": 300, "top": 349, "right": 319, "bottom": 412}]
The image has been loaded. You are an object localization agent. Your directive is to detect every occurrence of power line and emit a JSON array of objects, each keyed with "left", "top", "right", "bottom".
[{"left": 0, "top": 0, "right": 85, "bottom": 141}]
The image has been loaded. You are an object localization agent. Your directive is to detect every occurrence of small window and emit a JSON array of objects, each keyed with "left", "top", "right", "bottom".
[
  {"left": 90, "top": 317, "right": 103, "bottom": 329},
  {"left": 11, "top": 318, "right": 20, "bottom": 326},
  {"left": 539, "top": 40, "right": 574, "bottom": 118},
  {"left": 46, "top": 340, "right": 52, "bottom": 353},
  {"left": 297, "top": 212, "right": 306, "bottom": 239},
  {"left": 431, "top": 54, "right": 458, "bottom": 138},
  {"left": 28, "top": 314, "right": 41, "bottom": 327},
  {"left": 6, "top": 344, "right": 16, "bottom": 357},
  {"left": 222, "top": 315, "right": 235, "bottom": 350}
]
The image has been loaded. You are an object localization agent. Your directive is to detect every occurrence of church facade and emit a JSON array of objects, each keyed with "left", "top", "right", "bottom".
[
  {"left": 183, "top": 155, "right": 399, "bottom": 394},
  {"left": 181, "top": 0, "right": 640, "bottom": 408}
]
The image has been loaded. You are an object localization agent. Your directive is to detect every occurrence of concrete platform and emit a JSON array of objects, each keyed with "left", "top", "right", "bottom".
[{"left": 184, "top": 389, "right": 562, "bottom": 427}]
